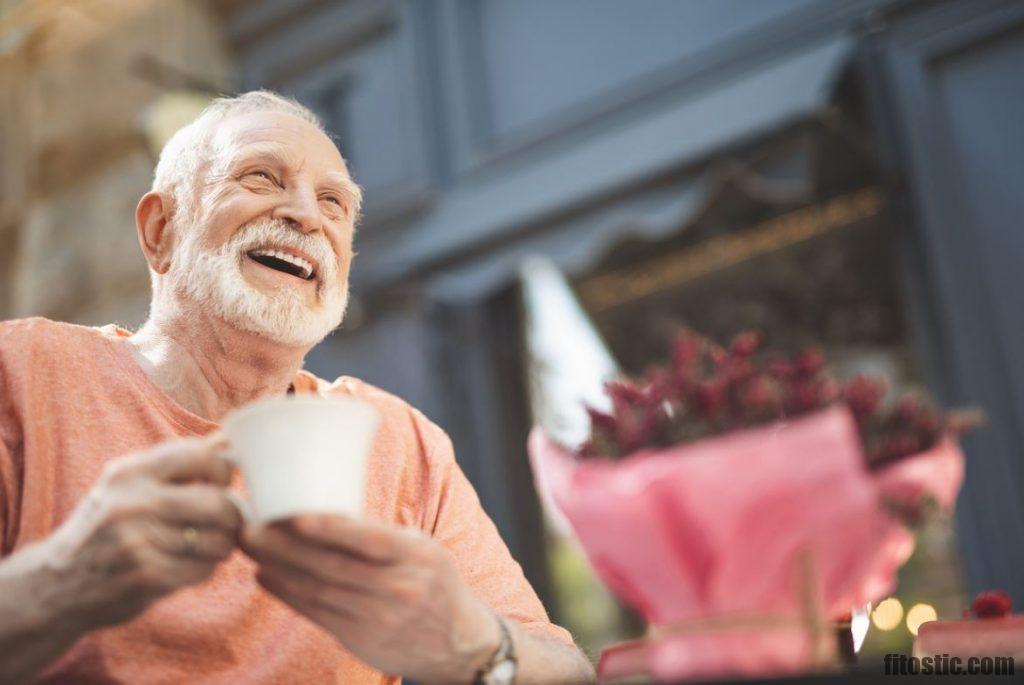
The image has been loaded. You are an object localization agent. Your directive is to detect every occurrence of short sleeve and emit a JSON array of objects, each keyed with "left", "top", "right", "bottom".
[
  {"left": 424, "top": 426, "right": 575, "bottom": 645},
  {"left": 0, "top": 357, "right": 20, "bottom": 557},
  {"left": 0, "top": 439, "right": 13, "bottom": 556}
]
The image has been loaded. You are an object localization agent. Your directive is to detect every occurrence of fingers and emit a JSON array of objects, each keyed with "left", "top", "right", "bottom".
[
  {"left": 129, "top": 435, "right": 233, "bottom": 485},
  {"left": 257, "top": 569, "right": 350, "bottom": 627},
  {"left": 153, "top": 483, "right": 244, "bottom": 533},
  {"left": 256, "top": 563, "right": 364, "bottom": 620},
  {"left": 148, "top": 554, "right": 225, "bottom": 591},
  {"left": 286, "top": 515, "right": 420, "bottom": 564},
  {"left": 142, "top": 518, "right": 237, "bottom": 562},
  {"left": 241, "top": 523, "right": 381, "bottom": 593}
]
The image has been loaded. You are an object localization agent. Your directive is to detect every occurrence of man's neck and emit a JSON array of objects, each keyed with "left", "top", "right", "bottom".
[{"left": 127, "top": 307, "right": 310, "bottom": 423}]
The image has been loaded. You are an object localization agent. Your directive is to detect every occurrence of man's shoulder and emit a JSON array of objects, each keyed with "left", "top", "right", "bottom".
[
  {"left": 0, "top": 317, "right": 113, "bottom": 358},
  {"left": 1, "top": 317, "right": 102, "bottom": 350},
  {"left": 0, "top": 318, "right": 128, "bottom": 390},
  {"left": 0, "top": 316, "right": 62, "bottom": 337}
]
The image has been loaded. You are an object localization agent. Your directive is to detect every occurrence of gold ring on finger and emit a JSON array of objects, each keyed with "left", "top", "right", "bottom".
[{"left": 182, "top": 526, "right": 200, "bottom": 555}]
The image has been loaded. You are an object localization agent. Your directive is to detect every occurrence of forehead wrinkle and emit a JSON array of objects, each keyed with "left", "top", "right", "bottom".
[{"left": 219, "top": 140, "right": 297, "bottom": 173}]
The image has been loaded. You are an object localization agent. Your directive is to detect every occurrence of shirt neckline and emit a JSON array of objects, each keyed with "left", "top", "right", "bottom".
[{"left": 97, "top": 324, "right": 323, "bottom": 435}]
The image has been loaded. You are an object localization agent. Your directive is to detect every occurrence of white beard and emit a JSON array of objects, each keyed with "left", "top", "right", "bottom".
[{"left": 164, "top": 218, "right": 348, "bottom": 347}]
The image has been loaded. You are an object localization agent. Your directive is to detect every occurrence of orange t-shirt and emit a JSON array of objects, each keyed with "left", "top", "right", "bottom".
[{"left": 0, "top": 318, "right": 571, "bottom": 684}]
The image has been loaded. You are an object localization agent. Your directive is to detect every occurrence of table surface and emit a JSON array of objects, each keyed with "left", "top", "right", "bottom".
[{"left": 657, "top": 670, "right": 1021, "bottom": 684}]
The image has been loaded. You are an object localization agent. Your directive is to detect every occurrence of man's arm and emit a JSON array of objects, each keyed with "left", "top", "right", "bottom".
[
  {"left": 0, "top": 438, "right": 242, "bottom": 682},
  {"left": 0, "top": 536, "right": 106, "bottom": 683},
  {"left": 506, "top": 619, "right": 596, "bottom": 684}
]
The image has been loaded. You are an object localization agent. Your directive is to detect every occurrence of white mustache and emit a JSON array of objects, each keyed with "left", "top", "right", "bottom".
[{"left": 229, "top": 219, "right": 337, "bottom": 281}]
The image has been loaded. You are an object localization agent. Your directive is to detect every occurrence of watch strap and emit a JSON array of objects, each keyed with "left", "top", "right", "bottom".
[{"left": 473, "top": 611, "right": 517, "bottom": 684}]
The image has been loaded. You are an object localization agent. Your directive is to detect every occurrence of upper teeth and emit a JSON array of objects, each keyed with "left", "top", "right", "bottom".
[{"left": 251, "top": 249, "right": 314, "bottom": 279}]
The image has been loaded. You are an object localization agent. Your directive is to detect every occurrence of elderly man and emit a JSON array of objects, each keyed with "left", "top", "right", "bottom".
[{"left": 0, "top": 91, "right": 594, "bottom": 684}]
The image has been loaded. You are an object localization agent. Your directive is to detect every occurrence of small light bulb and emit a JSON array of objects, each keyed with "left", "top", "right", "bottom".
[
  {"left": 906, "top": 603, "right": 938, "bottom": 636},
  {"left": 871, "top": 597, "right": 904, "bottom": 631}
]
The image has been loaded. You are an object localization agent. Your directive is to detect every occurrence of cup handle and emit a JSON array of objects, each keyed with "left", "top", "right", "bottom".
[
  {"left": 226, "top": 489, "right": 255, "bottom": 525},
  {"left": 216, "top": 441, "right": 254, "bottom": 525}
]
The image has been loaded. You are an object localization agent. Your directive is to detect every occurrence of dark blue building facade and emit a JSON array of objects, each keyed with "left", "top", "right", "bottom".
[{"left": 227, "top": 0, "right": 1024, "bottom": 609}]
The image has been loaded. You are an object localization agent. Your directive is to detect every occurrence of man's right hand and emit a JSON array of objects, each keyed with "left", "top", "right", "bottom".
[{"left": 38, "top": 435, "right": 243, "bottom": 630}]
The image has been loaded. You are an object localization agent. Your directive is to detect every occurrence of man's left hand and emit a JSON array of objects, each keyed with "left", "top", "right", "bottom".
[{"left": 241, "top": 515, "right": 501, "bottom": 684}]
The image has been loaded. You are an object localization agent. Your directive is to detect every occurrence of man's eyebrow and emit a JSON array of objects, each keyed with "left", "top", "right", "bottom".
[{"left": 321, "top": 171, "right": 364, "bottom": 214}]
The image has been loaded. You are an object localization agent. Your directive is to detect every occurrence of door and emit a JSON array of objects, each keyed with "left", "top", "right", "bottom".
[{"left": 862, "top": 0, "right": 1024, "bottom": 602}]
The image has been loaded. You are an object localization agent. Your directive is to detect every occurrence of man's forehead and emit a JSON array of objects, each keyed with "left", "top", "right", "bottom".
[{"left": 212, "top": 111, "right": 349, "bottom": 175}]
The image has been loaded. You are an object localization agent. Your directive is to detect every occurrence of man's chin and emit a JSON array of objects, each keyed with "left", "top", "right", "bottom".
[
  {"left": 171, "top": 265, "right": 345, "bottom": 347},
  {"left": 238, "top": 308, "right": 343, "bottom": 348},
  {"left": 231, "top": 296, "right": 347, "bottom": 348}
]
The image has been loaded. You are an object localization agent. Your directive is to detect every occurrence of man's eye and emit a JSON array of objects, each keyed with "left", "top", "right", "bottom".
[{"left": 248, "top": 171, "right": 275, "bottom": 182}]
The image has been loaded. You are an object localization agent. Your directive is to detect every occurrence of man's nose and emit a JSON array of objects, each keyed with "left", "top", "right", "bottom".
[{"left": 273, "top": 184, "right": 322, "bottom": 234}]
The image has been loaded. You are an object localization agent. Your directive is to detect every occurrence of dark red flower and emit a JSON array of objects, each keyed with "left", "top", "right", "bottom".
[
  {"left": 614, "top": 408, "right": 648, "bottom": 453},
  {"left": 896, "top": 395, "right": 921, "bottom": 423},
  {"left": 605, "top": 380, "right": 646, "bottom": 407},
  {"left": 672, "top": 333, "right": 703, "bottom": 374},
  {"left": 574, "top": 328, "right": 980, "bottom": 466},
  {"left": 723, "top": 357, "right": 755, "bottom": 383},
  {"left": 729, "top": 331, "right": 762, "bottom": 358},
  {"left": 786, "top": 378, "right": 832, "bottom": 413},
  {"left": 766, "top": 357, "right": 795, "bottom": 379},
  {"left": 914, "top": 406, "right": 942, "bottom": 435},
  {"left": 644, "top": 368, "right": 675, "bottom": 404},
  {"left": 695, "top": 379, "right": 727, "bottom": 418},
  {"left": 971, "top": 591, "right": 1012, "bottom": 619},
  {"left": 708, "top": 344, "right": 728, "bottom": 368},
  {"left": 818, "top": 378, "right": 841, "bottom": 405},
  {"left": 794, "top": 348, "right": 824, "bottom": 377},
  {"left": 585, "top": 405, "right": 617, "bottom": 433},
  {"left": 843, "top": 375, "right": 887, "bottom": 422},
  {"left": 738, "top": 376, "right": 781, "bottom": 417},
  {"left": 875, "top": 434, "right": 922, "bottom": 464}
]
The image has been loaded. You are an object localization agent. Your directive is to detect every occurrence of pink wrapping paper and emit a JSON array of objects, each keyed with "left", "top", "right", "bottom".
[
  {"left": 875, "top": 438, "right": 964, "bottom": 510},
  {"left": 529, "top": 406, "right": 941, "bottom": 681},
  {"left": 852, "top": 438, "right": 965, "bottom": 605}
]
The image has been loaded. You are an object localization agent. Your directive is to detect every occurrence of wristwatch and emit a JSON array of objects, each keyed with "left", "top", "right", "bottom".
[{"left": 474, "top": 612, "right": 518, "bottom": 685}]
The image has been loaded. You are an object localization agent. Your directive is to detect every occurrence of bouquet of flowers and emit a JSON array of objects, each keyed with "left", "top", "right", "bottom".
[{"left": 529, "top": 330, "right": 980, "bottom": 681}]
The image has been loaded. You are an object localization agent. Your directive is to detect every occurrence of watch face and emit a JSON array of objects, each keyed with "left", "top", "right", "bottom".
[{"left": 484, "top": 659, "right": 517, "bottom": 685}]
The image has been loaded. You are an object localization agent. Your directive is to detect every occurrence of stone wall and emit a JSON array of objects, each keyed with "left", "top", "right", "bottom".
[{"left": 0, "top": 0, "right": 236, "bottom": 327}]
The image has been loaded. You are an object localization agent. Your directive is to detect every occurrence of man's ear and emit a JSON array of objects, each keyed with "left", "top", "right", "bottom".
[{"left": 136, "top": 191, "right": 176, "bottom": 274}]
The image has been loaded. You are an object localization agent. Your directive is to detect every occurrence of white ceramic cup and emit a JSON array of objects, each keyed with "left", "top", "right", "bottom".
[{"left": 222, "top": 394, "right": 380, "bottom": 524}]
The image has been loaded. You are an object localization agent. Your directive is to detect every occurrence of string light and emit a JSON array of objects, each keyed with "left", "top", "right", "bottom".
[
  {"left": 906, "top": 603, "right": 938, "bottom": 636},
  {"left": 871, "top": 597, "right": 904, "bottom": 631}
]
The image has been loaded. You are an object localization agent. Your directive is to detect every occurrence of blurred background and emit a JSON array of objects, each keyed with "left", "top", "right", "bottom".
[{"left": 2, "top": 0, "right": 1022, "bottom": 664}]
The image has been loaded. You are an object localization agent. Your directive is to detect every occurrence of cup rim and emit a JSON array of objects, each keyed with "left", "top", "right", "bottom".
[{"left": 222, "top": 394, "right": 377, "bottom": 433}]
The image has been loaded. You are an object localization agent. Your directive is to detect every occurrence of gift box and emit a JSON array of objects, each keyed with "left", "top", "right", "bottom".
[{"left": 914, "top": 616, "right": 1024, "bottom": 660}]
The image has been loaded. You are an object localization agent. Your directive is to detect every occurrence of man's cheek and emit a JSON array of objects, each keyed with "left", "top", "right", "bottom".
[{"left": 335, "top": 255, "right": 353, "bottom": 285}]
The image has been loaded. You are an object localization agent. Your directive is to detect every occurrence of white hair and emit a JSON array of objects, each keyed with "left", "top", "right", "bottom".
[{"left": 151, "top": 90, "right": 334, "bottom": 222}]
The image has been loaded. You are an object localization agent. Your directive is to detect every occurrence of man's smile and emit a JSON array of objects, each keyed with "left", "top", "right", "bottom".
[{"left": 246, "top": 246, "right": 318, "bottom": 281}]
